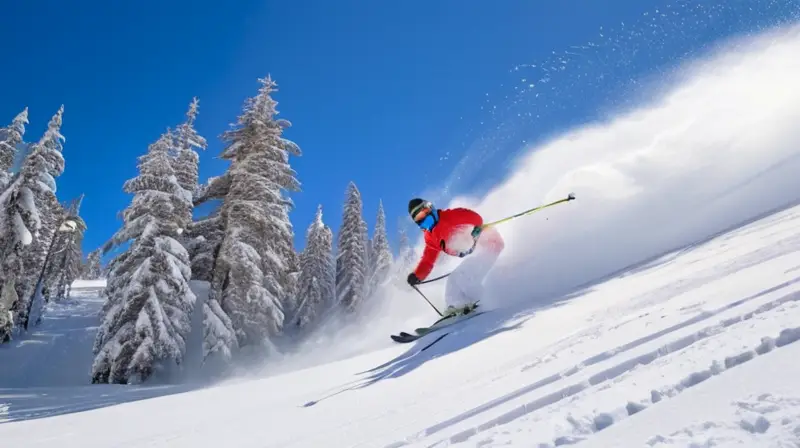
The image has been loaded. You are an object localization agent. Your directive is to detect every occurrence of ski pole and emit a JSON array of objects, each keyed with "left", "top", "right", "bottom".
[
  {"left": 480, "top": 192, "right": 576, "bottom": 230},
  {"left": 412, "top": 284, "right": 443, "bottom": 316},
  {"left": 419, "top": 272, "right": 451, "bottom": 285},
  {"left": 459, "top": 192, "right": 576, "bottom": 257}
]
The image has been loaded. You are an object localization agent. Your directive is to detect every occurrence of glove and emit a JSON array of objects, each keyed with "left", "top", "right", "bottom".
[
  {"left": 457, "top": 245, "right": 476, "bottom": 258},
  {"left": 471, "top": 226, "right": 483, "bottom": 239},
  {"left": 407, "top": 272, "right": 420, "bottom": 286}
]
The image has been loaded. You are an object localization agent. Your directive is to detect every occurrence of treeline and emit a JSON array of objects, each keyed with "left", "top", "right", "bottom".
[
  {"left": 0, "top": 76, "right": 413, "bottom": 383},
  {"left": 86, "top": 76, "right": 406, "bottom": 384},
  {"left": 0, "top": 106, "right": 97, "bottom": 343}
]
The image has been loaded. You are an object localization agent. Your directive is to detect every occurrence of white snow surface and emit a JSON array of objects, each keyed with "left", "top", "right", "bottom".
[
  {"left": 0, "top": 199, "right": 799, "bottom": 447},
  {"left": 3, "top": 20, "right": 800, "bottom": 448}
]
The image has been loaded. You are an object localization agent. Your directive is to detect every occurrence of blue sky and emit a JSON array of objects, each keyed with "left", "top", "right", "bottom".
[{"left": 0, "top": 0, "right": 795, "bottom": 257}]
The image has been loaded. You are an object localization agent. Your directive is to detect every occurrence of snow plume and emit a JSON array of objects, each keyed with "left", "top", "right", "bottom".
[
  {"left": 416, "top": 22, "right": 800, "bottom": 311},
  {"left": 278, "top": 21, "right": 800, "bottom": 364}
]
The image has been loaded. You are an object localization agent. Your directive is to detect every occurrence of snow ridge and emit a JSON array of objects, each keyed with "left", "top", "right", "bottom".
[
  {"left": 303, "top": 332, "right": 453, "bottom": 408},
  {"left": 387, "top": 285, "right": 800, "bottom": 447}
]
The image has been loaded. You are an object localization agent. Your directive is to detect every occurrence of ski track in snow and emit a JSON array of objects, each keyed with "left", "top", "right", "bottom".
[
  {"left": 0, "top": 281, "right": 196, "bottom": 424},
  {"left": 0, "top": 284, "right": 104, "bottom": 388},
  {"left": 641, "top": 393, "right": 800, "bottom": 447},
  {"left": 424, "top": 297, "right": 800, "bottom": 447},
  {"left": 384, "top": 206, "right": 800, "bottom": 448}
]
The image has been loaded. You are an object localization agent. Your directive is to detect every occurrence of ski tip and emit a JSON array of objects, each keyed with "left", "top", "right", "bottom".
[{"left": 391, "top": 333, "right": 417, "bottom": 343}]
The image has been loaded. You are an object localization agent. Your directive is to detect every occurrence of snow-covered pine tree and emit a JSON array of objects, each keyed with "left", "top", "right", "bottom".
[
  {"left": 168, "top": 99, "right": 208, "bottom": 284},
  {"left": 206, "top": 75, "right": 302, "bottom": 355},
  {"left": 181, "top": 175, "right": 235, "bottom": 361},
  {"left": 186, "top": 174, "right": 234, "bottom": 284},
  {"left": 291, "top": 205, "right": 335, "bottom": 330},
  {"left": 90, "top": 131, "right": 196, "bottom": 384},
  {"left": 96, "top": 246, "right": 127, "bottom": 321},
  {"left": 0, "top": 108, "right": 29, "bottom": 189},
  {"left": 0, "top": 280, "right": 17, "bottom": 342},
  {"left": 0, "top": 175, "right": 32, "bottom": 342},
  {"left": 40, "top": 200, "right": 68, "bottom": 302},
  {"left": 365, "top": 200, "right": 393, "bottom": 299},
  {"left": 170, "top": 97, "right": 207, "bottom": 201},
  {"left": 42, "top": 195, "right": 86, "bottom": 302},
  {"left": 183, "top": 209, "right": 223, "bottom": 282},
  {"left": 7, "top": 106, "right": 67, "bottom": 331},
  {"left": 58, "top": 216, "right": 86, "bottom": 299},
  {"left": 335, "top": 182, "right": 368, "bottom": 313},
  {"left": 186, "top": 179, "right": 235, "bottom": 361},
  {"left": 0, "top": 108, "right": 29, "bottom": 341},
  {"left": 82, "top": 248, "right": 103, "bottom": 280}
]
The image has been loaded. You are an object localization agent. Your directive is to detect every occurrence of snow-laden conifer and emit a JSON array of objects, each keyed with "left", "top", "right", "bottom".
[
  {"left": 365, "top": 200, "right": 393, "bottom": 298},
  {"left": 205, "top": 75, "right": 302, "bottom": 354},
  {"left": 42, "top": 196, "right": 86, "bottom": 302},
  {"left": 90, "top": 131, "right": 196, "bottom": 384},
  {"left": 170, "top": 97, "right": 207, "bottom": 200},
  {"left": 0, "top": 280, "right": 17, "bottom": 342},
  {"left": 189, "top": 180, "right": 234, "bottom": 360},
  {"left": 82, "top": 248, "right": 103, "bottom": 280},
  {"left": 336, "top": 182, "right": 368, "bottom": 313},
  {"left": 291, "top": 205, "right": 335, "bottom": 329},
  {"left": 0, "top": 108, "right": 28, "bottom": 186},
  {"left": 6, "top": 106, "right": 66, "bottom": 330},
  {"left": 183, "top": 210, "right": 223, "bottom": 282},
  {"left": 187, "top": 175, "right": 230, "bottom": 282},
  {"left": 0, "top": 108, "right": 29, "bottom": 341}
]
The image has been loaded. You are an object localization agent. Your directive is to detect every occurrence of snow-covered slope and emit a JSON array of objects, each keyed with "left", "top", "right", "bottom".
[
  {"left": 4, "top": 16, "right": 800, "bottom": 448},
  {"left": 0, "top": 280, "right": 106, "bottom": 388},
  {"left": 0, "top": 280, "right": 198, "bottom": 424},
  {"left": 2, "top": 200, "right": 800, "bottom": 446}
]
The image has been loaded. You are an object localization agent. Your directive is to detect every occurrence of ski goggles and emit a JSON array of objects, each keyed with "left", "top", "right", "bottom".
[{"left": 412, "top": 202, "right": 439, "bottom": 231}]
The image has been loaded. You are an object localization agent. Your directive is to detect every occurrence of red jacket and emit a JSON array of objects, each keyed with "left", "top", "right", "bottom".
[{"left": 413, "top": 207, "right": 483, "bottom": 280}]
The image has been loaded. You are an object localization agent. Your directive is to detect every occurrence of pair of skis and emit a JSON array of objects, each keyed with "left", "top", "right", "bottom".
[{"left": 390, "top": 306, "right": 485, "bottom": 343}]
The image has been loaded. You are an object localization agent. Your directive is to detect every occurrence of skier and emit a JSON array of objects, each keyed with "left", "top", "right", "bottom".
[{"left": 406, "top": 198, "right": 504, "bottom": 317}]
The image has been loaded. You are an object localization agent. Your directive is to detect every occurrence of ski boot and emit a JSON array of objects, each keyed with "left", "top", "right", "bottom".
[{"left": 442, "top": 301, "right": 479, "bottom": 318}]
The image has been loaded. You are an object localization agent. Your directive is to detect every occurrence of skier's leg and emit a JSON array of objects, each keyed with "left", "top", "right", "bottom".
[
  {"left": 444, "top": 227, "right": 505, "bottom": 312},
  {"left": 443, "top": 265, "right": 476, "bottom": 313},
  {"left": 478, "top": 225, "right": 505, "bottom": 255}
]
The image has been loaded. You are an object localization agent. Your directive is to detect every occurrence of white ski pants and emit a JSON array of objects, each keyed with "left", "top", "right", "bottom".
[{"left": 444, "top": 226, "right": 505, "bottom": 308}]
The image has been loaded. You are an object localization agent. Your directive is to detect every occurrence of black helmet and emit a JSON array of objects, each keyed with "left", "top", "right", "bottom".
[{"left": 408, "top": 198, "right": 432, "bottom": 217}]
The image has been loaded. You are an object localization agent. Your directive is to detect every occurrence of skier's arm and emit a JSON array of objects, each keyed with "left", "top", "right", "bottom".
[
  {"left": 413, "top": 242, "right": 440, "bottom": 280},
  {"left": 447, "top": 207, "right": 483, "bottom": 228},
  {"left": 446, "top": 208, "right": 484, "bottom": 257}
]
